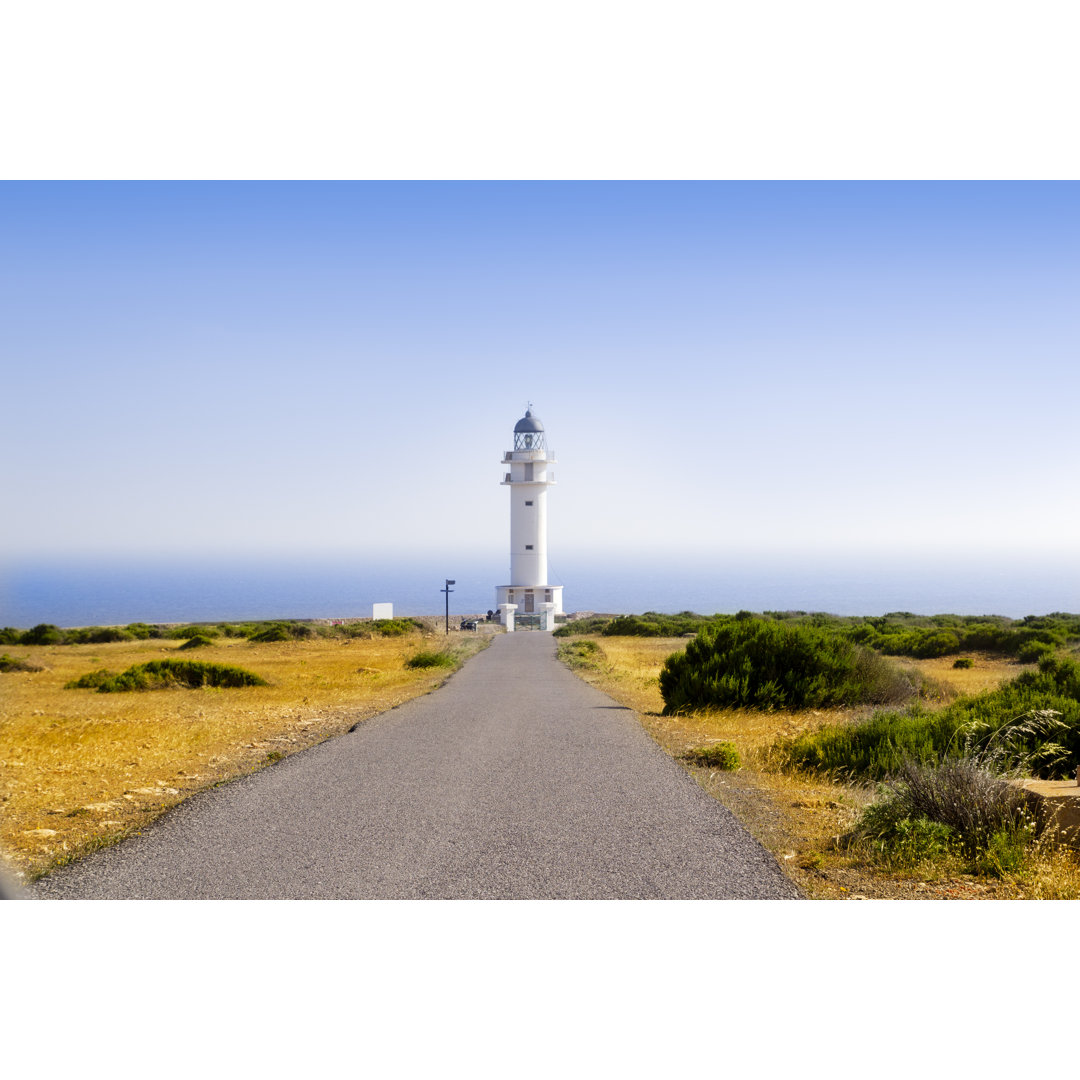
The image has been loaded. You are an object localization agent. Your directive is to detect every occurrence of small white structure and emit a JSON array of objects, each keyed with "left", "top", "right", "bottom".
[
  {"left": 372, "top": 603, "right": 393, "bottom": 620},
  {"left": 496, "top": 407, "right": 563, "bottom": 629}
]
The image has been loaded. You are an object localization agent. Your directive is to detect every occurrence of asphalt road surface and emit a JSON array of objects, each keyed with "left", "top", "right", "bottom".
[{"left": 32, "top": 632, "right": 801, "bottom": 899}]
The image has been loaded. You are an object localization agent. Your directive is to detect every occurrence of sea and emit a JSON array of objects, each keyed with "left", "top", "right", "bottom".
[{"left": 3, "top": 552, "right": 1080, "bottom": 628}]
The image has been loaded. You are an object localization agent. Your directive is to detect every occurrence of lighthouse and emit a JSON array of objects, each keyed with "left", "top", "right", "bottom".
[{"left": 496, "top": 406, "right": 564, "bottom": 631}]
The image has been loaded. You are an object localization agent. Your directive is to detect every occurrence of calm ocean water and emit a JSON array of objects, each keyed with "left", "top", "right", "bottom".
[{"left": 3, "top": 554, "right": 1079, "bottom": 627}]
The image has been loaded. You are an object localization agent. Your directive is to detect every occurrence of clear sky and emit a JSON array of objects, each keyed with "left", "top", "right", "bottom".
[{"left": 4, "top": 181, "right": 1079, "bottom": 570}]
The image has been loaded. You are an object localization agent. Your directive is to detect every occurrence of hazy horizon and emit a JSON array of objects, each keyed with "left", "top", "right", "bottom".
[{"left": 5, "top": 548, "right": 1079, "bottom": 627}]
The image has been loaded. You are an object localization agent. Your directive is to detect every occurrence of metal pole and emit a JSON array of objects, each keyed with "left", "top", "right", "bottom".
[{"left": 442, "top": 579, "right": 455, "bottom": 635}]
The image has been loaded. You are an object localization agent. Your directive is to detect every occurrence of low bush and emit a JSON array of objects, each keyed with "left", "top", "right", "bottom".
[
  {"left": 72, "top": 627, "right": 133, "bottom": 644},
  {"left": 247, "top": 622, "right": 317, "bottom": 643},
  {"left": 67, "top": 659, "right": 268, "bottom": 692},
  {"left": 1017, "top": 640, "right": 1054, "bottom": 664},
  {"left": 557, "top": 639, "right": 605, "bottom": 669},
  {"left": 168, "top": 625, "right": 221, "bottom": 640},
  {"left": 553, "top": 616, "right": 613, "bottom": 638},
  {"left": 854, "top": 758, "right": 1036, "bottom": 872},
  {"left": 682, "top": 742, "right": 740, "bottom": 770},
  {"left": 855, "top": 800, "right": 959, "bottom": 869},
  {"left": 179, "top": 634, "right": 215, "bottom": 650},
  {"left": 953, "top": 657, "right": 974, "bottom": 669},
  {"left": 0, "top": 654, "right": 44, "bottom": 673},
  {"left": 0, "top": 628, "right": 21, "bottom": 645},
  {"left": 21, "top": 624, "right": 62, "bottom": 646},
  {"left": 371, "top": 618, "right": 423, "bottom": 636},
  {"left": 65, "top": 668, "right": 118, "bottom": 689},
  {"left": 781, "top": 658, "right": 1080, "bottom": 781},
  {"left": 554, "top": 611, "right": 731, "bottom": 639},
  {"left": 404, "top": 650, "right": 456, "bottom": 670},
  {"left": 659, "top": 618, "right": 915, "bottom": 714}
]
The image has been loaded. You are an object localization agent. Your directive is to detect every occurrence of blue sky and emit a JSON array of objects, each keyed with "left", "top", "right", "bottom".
[{"left": 4, "top": 181, "right": 1079, "bottom": 569}]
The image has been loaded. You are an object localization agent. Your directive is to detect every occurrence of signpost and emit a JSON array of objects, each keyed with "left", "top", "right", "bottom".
[{"left": 441, "top": 579, "right": 455, "bottom": 635}]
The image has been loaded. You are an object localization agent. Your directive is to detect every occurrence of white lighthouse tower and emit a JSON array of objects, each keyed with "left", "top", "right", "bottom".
[{"left": 496, "top": 406, "right": 564, "bottom": 631}]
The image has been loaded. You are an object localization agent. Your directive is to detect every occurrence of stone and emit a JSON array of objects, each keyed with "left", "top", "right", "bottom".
[{"left": 1014, "top": 779, "right": 1080, "bottom": 849}]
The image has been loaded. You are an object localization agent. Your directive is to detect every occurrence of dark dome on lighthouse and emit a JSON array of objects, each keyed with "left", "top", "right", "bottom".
[{"left": 514, "top": 408, "right": 544, "bottom": 433}]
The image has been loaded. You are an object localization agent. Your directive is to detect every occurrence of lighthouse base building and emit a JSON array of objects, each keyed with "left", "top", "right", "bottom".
[{"left": 496, "top": 407, "right": 563, "bottom": 631}]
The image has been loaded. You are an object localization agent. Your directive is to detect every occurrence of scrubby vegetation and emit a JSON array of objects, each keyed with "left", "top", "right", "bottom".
[
  {"left": 168, "top": 625, "right": 222, "bottom": 640},
  {"left": 555, "top": 611, "right": 727, "bottom": 638},
  {"left": 4, "top": 616, "right": 432, "bottom": 646},
  {"left": 556, "top": 609, "right": 1080, "bottom": 660},
  {"left": 66, "top": 659, "right": 268, "bottom": 693},
  {"left": 854, "top": 757, "right": 1035, "bottom": 873},
  {"left": 780, "top": 655, "right": 1080, "bottom": 781},
  {"left": 178, "top": 634, "right": 215, "bottom": 650},
  {"left": 556, "top": 639, "right": 605, "bottom": 669},
  {"left": 659, "top": 618, "right": 917, "bottom": 713},
  {"left": 372, "top": 618, "right": 425, "bottom": 636},
  {"left": 404, "top": 649, "right": 457, "bottom": 670},
  {"left": 0, "top": 654, "right": 44, "bottom": 673},
  {"left": 682, "top": 742, "right": 740, "bottom": 770}
]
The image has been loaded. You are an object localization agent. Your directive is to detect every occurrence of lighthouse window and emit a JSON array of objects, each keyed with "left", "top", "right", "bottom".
[
  {"left": 525, "top": 545, "right": 534, "bottom": 550},
  {"left": 525, "top": 500, "right": 533, "bottom": 506}
]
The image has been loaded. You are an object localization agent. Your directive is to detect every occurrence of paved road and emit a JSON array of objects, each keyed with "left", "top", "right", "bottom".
[{"left": 32, "top": 632, "right": 800, "bottom": 899}]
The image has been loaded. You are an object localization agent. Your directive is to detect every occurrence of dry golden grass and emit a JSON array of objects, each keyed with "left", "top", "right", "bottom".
[
  {"left": 0, "top": 629, "right": 489, "bottom": 883},
  {"left": 559, "top": 634, "right": 1074, "bottom": 899},
  {"left": 905, "top": 652, "right": 1034, "bottom": 695}
]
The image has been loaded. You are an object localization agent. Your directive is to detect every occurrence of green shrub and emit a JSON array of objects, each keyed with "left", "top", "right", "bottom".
[
  {"left": 553, "top": 617, "right": 613, "bottom": 638},
  {"left": 659, "top": 618, "right": 914, "bottom": 714},
  {"left": 953, "top": 657, "right": 974, "bottom": 669},
  {"left": 781, "top": 658, "right": 1080, "bottom": 781},
  {"left": 178, "top": 634, "right": 215, "bottom": 650},
  {"left": 169, "top": 625, "right": 221, "bottom": 640},
  {"left": 21, "top": 624, "right": 62, "bottom": 646},
  {"left": 404, "top": 650, "right": 456, "bottom": 670},
  {"left": 65, "top": 668, "right": 118, "bottom": 689},
  {"left": 0, "top": 654, "right": 44, "bottom": 673},
  {"left": 124, "top": 623, "right": 162, "bottom": 640},
  {"left": 975, "top": 827, "right": 1031, "bottom": 876},
  {"left": 856, "top": 758, "right": 1035, "bottom": 871},
  {"left": 371, "top": 618, "right": 423, "bottom": 636},
  {"left": 86, "top": 627, "right": 133, "bottom": 644},
  {"left": 1017, "top": 640, "right": 1054, "bottom": 664},
  {"left": 67, "top": 659, "right": 267, "bottom": 692},
  {"left": 0, "top": 628, "right": 21, "bottom": 645},
  {"left": 682, "top": 742, "right": 740, "bottom": 770},
  {"left": 247, "top": 622, "right": 316, "bottom": 643},
  {"left": 856, "top": 801, "right": 958, "bottom": 869},
  {"left": 557, "top": 639, "right": 605, "bottom": 669}
]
